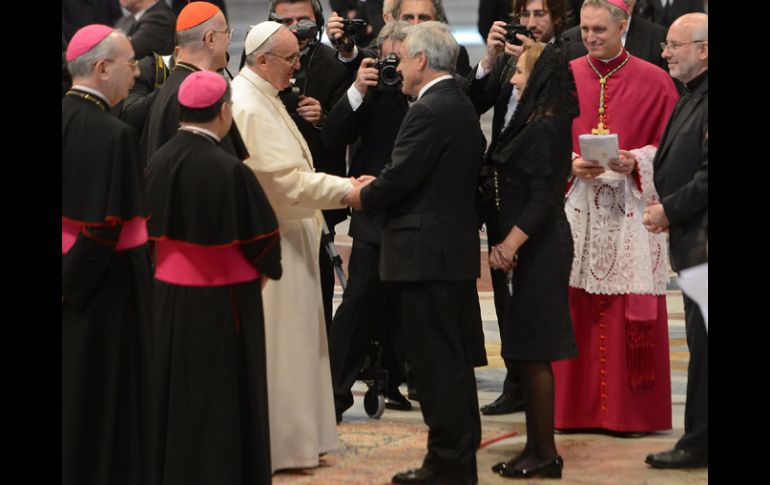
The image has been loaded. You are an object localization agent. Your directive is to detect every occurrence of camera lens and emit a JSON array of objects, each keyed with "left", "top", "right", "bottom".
[{"left": 381, "top": 65, "right": 400, "bottom": 86}]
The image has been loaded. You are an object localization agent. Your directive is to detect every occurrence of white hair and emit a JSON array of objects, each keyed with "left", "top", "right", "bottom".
[{"left": 404, "top": 21, "right": 458, "bottom": 73}]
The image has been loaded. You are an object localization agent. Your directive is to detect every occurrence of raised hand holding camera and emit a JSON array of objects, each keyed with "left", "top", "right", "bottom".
[
  {"left": 354, "top": 57, "right": 380, "bottom": 95},
  {"left": 296, "top": 95, "right": 324, "bottom": 125}
]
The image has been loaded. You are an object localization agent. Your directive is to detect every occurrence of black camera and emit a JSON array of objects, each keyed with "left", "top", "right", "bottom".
[
  {"left": 504, "top": 24, "right": 535, "bottom": 45},
  {"left": 372, "top": 53, "right": 402, "bottom": 91},
  {"left": 342, "top": 19, "right": 368, "bottom": 41},
  {"left": 289, "top": 19, "right": 319, "bottom": 42},
  {"left": 279, "top": 85, "right": 302, "bottom": 113}
]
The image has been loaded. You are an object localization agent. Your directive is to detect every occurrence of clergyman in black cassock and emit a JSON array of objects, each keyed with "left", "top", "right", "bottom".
[
  {"left": 62, "top": 26, "right": 154, "bottom": 485},
  {"left": 146, "top": 74, "right": 281, "bottom": 484}
]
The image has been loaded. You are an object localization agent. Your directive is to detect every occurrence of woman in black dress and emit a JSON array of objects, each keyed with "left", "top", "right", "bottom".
[{"left": 488, "top": 41, "right": 579, "bottom": 479}]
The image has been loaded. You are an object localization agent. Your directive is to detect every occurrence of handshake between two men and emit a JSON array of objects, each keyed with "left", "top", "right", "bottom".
[{"left": 342, "top": 175, "right": 376, "bottom": 209}]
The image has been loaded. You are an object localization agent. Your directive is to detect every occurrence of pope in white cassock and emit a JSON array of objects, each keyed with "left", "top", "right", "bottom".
[{"left": 231, "top": 21, "right": 358, "bottom": 473}]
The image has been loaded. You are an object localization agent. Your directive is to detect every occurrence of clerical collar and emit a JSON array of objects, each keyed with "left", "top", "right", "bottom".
[
  {"left": 179, "top": 125, "right": 221, "bottom": 143},
  {"left": 417, "top": 74, "right": 453, "bottom": 100},
  {"left": 68, "top": 85, "right": 110, "bottom": 110},
  {"left": 588, "top": 49, "right": 630, "bottom": 76},
  {"left": 685, "top": 70, "right": 708, "bottom": 93}
]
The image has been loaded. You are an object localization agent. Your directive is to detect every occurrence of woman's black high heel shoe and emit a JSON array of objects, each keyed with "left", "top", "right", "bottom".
[{"left": 498, "top": 455, "right": 563, "bottom": 479}]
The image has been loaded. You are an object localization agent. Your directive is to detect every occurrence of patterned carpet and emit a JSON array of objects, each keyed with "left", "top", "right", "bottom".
[{"left": 273, "top": 419, "right": 518, "bottom": 485}]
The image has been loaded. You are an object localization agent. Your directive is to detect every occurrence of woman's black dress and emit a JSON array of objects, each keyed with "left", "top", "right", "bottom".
[{"left": 491, "top": 44, "right": 580, "bottom": 362}]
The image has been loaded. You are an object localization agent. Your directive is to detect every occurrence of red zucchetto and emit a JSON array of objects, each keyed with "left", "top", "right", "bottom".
[{"left": 176, "top": 1, "right": 221, "bottom": 32}]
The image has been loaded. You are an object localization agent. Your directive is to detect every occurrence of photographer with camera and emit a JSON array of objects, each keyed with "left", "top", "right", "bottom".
[
  {"left": 262, "top": 0, "right": 353, "bottom": 331},
  {"left": 467, "top": 0, "right": 569, "bottom": 418},
  {"left": 327, "top": 0, "right": 471, "bottom": 78},
  {"left": 322, "top": 21, "right": 414, "bottom": 422}
]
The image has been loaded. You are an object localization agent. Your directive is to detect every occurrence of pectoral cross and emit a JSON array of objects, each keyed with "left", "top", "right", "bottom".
[{"left": 591, "top": 121, "right": 610, "bottom": 135}]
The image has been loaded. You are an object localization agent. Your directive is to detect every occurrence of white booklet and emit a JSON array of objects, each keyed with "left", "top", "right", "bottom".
[{"left": 578, "top": 134, "right": 619, "bottom": 169}]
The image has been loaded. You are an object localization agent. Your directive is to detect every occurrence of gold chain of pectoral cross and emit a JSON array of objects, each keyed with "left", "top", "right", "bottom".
[{"left": 586, "top": 52, "right": 630, "bottom": 135}]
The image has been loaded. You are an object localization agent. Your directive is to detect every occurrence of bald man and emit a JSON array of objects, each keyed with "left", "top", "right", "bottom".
[{"left": 644, "top": 13, "right": 708, "bottom": 469}]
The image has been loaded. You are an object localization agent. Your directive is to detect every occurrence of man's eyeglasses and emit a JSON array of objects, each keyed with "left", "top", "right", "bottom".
[
  {"left": 264, "top": 51, "right": 300, "bottom": 65},
  {"left": 660, "top": 40, "right": 706, "bottom": 51},
  {"left": 103, "top": 58, "right": 139, "bottom": 69},
  {"left": 204, "top": 28, "right": 234, "bottom": 41},
  {"left": 519, "top": 10, "right": 549, "bottom": 20}
]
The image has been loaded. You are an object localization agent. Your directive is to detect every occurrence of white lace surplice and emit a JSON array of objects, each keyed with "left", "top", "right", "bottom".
[{"left": 566, "top": 145, "right": 669, "bottom": 296}]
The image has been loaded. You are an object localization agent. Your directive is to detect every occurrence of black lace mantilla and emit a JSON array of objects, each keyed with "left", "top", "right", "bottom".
[{"left": 491, "top": 43, "right": 579, "bottom": 176}]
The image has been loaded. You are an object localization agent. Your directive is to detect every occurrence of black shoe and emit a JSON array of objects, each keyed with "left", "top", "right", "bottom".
[
  {"left": 480, "top": 393, "right": 525, "bottom": 415},
  {"left": 498, "top": 455, "right": 563, "bottom": 479},
  {"left": 492, "top": 454, "right": 525, "bottom": 474},
  {"left": 385, "top": 389, "right": 413, "bottom": 411},
  {"left": 392, "top": 467, "right": 476, "bottom": 484},
  {"left": 645, "top": 448, "right": 707, "bottom": 469},
  {"left": 407, "top": 385, "right": 419, "bottom": 402}
]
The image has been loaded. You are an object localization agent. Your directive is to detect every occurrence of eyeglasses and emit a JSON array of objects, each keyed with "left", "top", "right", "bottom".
[
  {"left": 519, "top": 10, "right": 549, "bottom": 20},
  {"left": 264, "top": 51, "right": 300, "bottom": 65},
  {"left": 660, "top": 40, "right": 706, "bottom": 51},
  {"left": 103, "top": 58, "right": 139, "bottom": 69},
  {"left": 204, "top": 27, "right": 234, "bottom": 40}
]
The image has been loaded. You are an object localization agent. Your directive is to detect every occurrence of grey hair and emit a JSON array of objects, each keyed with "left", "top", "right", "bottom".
[
  {"left": 176, "top": 15, "right": 221, "bottom": 47},
  {"left": 392, "top": 0, "right": 448, "bottom": 23},
  {"left": 376, "top": 21, "right": 409, "bottom": 49},
  {"left": 581, "top": 0, "right": 629, "bottom": 24},
  {"left": 404, "top": 21, "right": 458, "bottom": 73},
  {"left": 244, "top": 25, "right": 284, "bottom": 66},
  {"left": 67, "top": 30, "right": 122, "bottom": 79}
]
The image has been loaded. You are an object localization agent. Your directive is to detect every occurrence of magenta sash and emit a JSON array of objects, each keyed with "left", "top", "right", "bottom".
[
  {"left": 62, "top": 217, "right": 148, "bottom": 254},
  {"left": 154, "top": 240, "right": 259, "bottom": 287}
]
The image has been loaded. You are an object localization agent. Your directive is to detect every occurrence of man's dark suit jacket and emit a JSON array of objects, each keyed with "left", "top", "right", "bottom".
[
  {"left": 321, "top": 90, "right": 409, "bottom": 244},
  {"left": 653, "top": 73, "right": 708, "bottom": 272},
  {"left": 115, "top": 1, "right": 176, "bottom": 59},
  {"left": 644, "top": 0, "right": 706, "bottom": 28},
  {"left": 360, "top": 78, "right": 484, "bottom": 282},
  {"left": 562, "top": 14, "right": 669, "bottom": 70}
]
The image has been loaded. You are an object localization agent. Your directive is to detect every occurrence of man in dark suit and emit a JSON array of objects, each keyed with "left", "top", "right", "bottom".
[
  {"left": 348, "top": 21, "right": 485, "bottom": 485},
  {"left": 562, "top": 0, "right": 669, "bottom": 69},
  {"left": 643, "top": 12, "right": 708, "bottom": 469},
  {"left": 328, "top": 0, "right": 472, "bottom": 77},
  {"left": 638, "top": 0, "right": 705, "bottom": 27},
  {"left": 322, "top": 22, "right": 413, "bottom": 421},
  {"left": 466, "top": 0, "right": 569, "bottom": 417},
  {"left": 115, "top": 0, "right": 176, "bottom": 59}
]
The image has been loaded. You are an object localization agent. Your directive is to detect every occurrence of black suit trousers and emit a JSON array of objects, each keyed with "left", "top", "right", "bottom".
[
  {"left": 328, "top": 239, "right": 402, "bottom": 411},
  {"left": 676, "top": 293, "right": 708, "bottom": 458},
  {"left": 398, "top": 280, "right": 481, "bottom": 477}
]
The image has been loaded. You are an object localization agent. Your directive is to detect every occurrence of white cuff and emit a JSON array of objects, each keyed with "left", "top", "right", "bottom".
[
  {"left": 346, "top": 84, "right": 364, "bottom": 111},
  {"left": 338, "top": 46, "right": 359, "bottom": 63},
  {"left": 475, "top": 63, "right": 491, "bottom": 80}
]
